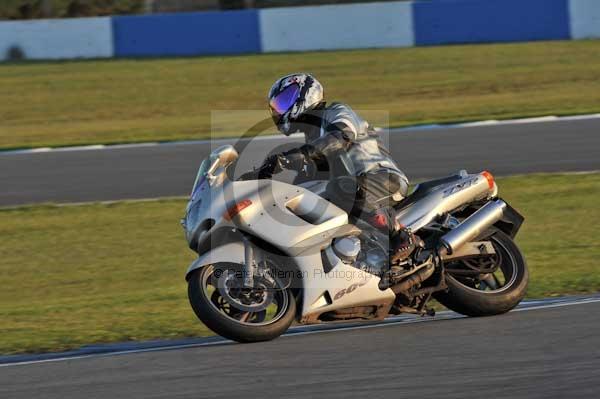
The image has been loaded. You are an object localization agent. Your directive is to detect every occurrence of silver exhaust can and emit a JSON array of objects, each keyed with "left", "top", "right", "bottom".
[{"left": 440, "top": 200, "right": 507, "bottom": 255}]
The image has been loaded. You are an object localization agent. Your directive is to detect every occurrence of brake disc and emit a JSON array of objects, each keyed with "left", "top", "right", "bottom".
[{"left": 217, "top": 270, "right": 275, "bottom": 313}]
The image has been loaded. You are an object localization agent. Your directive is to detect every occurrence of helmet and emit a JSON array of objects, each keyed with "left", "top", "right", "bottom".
[{"left": 268, "top": 73, "right": 324, "bottom": 135}]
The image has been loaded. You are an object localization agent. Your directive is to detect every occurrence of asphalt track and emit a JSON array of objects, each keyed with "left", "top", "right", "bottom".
[
  {"left": 2, "top": 296, "right": 600, "bottom": 399},
  {"left": 1, "top": 116, "right": 599, "bottom": 206},
  {"left": 1, "top": 117, "right": 599, "bottom": 397}
]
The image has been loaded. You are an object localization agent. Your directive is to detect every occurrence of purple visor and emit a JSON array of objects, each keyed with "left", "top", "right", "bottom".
[{"left": 269, "top": 84, "right": 301, "bottom": 115}]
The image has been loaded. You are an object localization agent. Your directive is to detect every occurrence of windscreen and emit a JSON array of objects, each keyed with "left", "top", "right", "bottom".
[{"left": 190, "top": 158, "right": 210, "bottom": 202}]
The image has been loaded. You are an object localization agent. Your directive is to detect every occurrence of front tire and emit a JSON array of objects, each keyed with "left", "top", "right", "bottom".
[
  {"left": 188, "top": 264, "right": 296, "bottom": 343},
  {"left": 434, "top": 229, "right": 528, "bottom": 317}
]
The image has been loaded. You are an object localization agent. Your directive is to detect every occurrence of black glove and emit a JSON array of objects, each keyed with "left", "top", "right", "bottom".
[
  {"left": 258, "top": 154, "right": 282, "bottom": 179},
  {"left": 238, "top": 170, "right": 260, "bottom": 181},
  {"left": 259, "top": 151, "right": 307, "bottom": 179}
]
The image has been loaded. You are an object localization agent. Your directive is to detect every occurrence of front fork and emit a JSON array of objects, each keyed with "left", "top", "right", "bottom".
[
  {"left": 241, "top": 236, "right": 279, "bottom": 290},
  {"left": 242, "top": 236, "right": 256, "bottom": 288}
]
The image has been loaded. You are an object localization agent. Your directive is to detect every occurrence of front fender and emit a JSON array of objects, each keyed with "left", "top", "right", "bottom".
[{"left": 185, "top": 241, "right": 245, "bottom": 281}]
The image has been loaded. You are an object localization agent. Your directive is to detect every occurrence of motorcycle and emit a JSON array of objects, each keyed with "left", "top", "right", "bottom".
[{"left": 182, "top": 144, "right": 528, "bottom": 342}]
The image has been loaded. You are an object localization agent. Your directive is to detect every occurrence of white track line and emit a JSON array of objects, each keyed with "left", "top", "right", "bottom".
[
  {"left": 3, "top": 113, "right": 600, "bottom": 156},
  {"left": 2, "top": 296, "right": 599, "bottom": 368},
  {"left": 0, "top": 340, "right": 237, "bottom": 368}
]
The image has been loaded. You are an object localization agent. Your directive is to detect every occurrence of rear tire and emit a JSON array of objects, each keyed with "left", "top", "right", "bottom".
[
  {"left": 188, "top": 264, "right": 296, "bottom": 343},
  {"left": 434, "top": 229, "right": 528, "bottom": 317}
]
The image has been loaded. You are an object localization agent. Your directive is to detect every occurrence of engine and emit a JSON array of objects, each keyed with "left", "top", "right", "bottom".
[{"left": 331, "top": 234, "right": 389, "bottom": 278}]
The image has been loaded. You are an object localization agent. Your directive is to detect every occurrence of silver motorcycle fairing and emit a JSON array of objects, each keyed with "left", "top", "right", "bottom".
[
  {"left": 293, "top": 249, "right": 396, "bottom": 323},
  {"left": 396, "top": 173, "right": 498, "bottom": 231},
  {"left": 187, "top": 178, "right": 349, "bottom": 252}
]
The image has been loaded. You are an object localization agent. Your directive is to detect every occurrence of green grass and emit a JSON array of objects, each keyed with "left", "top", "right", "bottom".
[
  {"left": 497, "top": 173, "right": 600, "bottom": 297},
  {"left": 0, "top": 172, "right": 599, "bottom": 354},
  {"left": 2, "top": 40, "right": 600, "bottom": 150}
]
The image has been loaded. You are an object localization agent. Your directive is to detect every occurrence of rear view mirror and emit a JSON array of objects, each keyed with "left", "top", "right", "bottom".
[
  {"left": 210, "top": 145, "right": 238, "bottom": 166},
  {"left": 206, "top": 145, "right": 239, "bottom": 184}
]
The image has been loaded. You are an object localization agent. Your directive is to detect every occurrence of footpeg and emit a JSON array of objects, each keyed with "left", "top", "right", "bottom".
[{"left": 391, "top": 304, "right": 436, "bottom": 317}]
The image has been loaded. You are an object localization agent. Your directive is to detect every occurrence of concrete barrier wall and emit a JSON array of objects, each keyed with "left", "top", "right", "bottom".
[
  {"left": 0, "top": 0, "right": 599, "bottom": 61},
  {"left": 0, "top": 17, "right": 113, "bottom": 61},
  {"left": 259, "top": 2, "right": 414, "bottom": 52},
  {"left": 569, "top": 0, "right": 600, "bottom": 39}
]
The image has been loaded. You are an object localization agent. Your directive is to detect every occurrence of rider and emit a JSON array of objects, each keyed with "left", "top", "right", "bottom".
[{"left": 259, "top": 73, "right": 417, "bottom": 264}]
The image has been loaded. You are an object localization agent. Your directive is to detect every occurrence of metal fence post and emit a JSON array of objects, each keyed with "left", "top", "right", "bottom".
[{"left": 41, "top": 0, "right": 53, "bottom": 17}]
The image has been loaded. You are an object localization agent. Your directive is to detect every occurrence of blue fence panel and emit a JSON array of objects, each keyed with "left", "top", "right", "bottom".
[
  {"left": 113, "top": 10, "right": 261, "bottom": 57},
  {"left": 413, "top": 0, "right": 571, "bottom": 46}
]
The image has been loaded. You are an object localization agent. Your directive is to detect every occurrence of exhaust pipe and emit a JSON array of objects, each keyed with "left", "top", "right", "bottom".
[
  {"left": 439, "top": 200, "right": 507, "bottom": 255},
  {"left": 390, "top": 259, "right": 435, "bottom": 294}
]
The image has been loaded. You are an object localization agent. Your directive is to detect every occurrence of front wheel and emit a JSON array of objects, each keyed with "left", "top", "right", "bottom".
[
  {"left": 434, "top": 229, "right": 528, "bottom": 317},
  {"left": 188, "top": 263, "right": 296, "bottom": 342}
]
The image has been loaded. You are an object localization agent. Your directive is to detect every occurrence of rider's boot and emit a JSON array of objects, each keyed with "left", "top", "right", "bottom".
[
  {"left": 387, "top": 227, "right": 423, "bottom": 281},
  {"left": 390, "top": 227, "right": 418, "bottom": 265},
  {"left": 369, "top": 209, "right": 421, "bottom": 266},
  {"left": 370, "top": 209, "right": 427, "bottom": 288}
]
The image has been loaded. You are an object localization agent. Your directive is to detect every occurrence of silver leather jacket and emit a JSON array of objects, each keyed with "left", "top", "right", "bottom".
[{"left": 285, "top": 102, "right": 408, "bottom": 185}]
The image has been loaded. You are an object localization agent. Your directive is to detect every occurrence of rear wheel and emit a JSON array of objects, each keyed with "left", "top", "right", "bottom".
[
  {"left": 434, "top": 229, "right": 528, "bottom": 316},
  {"left": 188, "top": 263, "right": 296, "bottom": 342}
]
